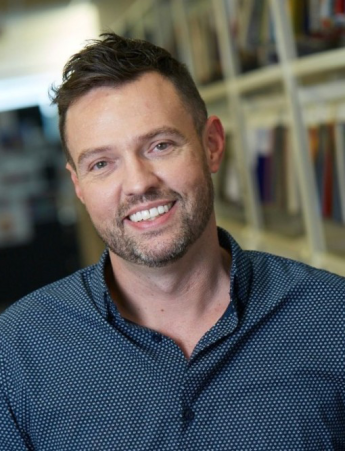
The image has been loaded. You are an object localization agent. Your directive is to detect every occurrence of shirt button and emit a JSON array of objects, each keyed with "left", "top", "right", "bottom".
[
  {"left": 151, "top": 333, "right": 162, "bottom": 343},
  {"left": 183, "top": 408, "right": 195, "bottom": 422}
]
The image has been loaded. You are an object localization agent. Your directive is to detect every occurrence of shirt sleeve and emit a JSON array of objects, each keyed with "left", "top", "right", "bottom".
[{"left": 0, "top": 349, "right": 31, "bottom": 450}]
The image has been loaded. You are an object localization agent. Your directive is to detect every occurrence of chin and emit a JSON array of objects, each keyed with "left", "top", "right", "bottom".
[{"left": 112, "top": 238, "right": 191, "bottom": 268}]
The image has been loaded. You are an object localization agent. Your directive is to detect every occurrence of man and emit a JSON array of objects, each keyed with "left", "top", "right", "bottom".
[{"left": 1, "top": 33, "right": 344, "bottom": 450}]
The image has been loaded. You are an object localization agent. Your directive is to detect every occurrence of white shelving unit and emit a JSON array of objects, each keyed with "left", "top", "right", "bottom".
[{"left": 113, "top": 0, "right": 345, "bottom": 277}]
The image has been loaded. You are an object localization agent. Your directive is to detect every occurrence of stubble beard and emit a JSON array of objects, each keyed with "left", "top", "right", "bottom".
[{"left": 91, "top": 167, "right": 215, "bottom": 268}]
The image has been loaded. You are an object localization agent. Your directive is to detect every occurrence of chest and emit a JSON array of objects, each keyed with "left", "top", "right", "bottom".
[{"left": 15, "top": 322, "right": 344, "bottom": 451}]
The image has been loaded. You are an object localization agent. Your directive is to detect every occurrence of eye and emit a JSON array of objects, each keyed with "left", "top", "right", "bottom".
[
  {"left": 154, "top": 142, "right": 170, "bottom": 152},
  {"left": 91, "top": 160, "right": 108, "bottom": 171}
]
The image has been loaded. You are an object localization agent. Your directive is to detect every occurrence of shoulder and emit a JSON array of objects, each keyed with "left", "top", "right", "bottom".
[
  {"left": 0, "top": 264, "right": 98, "bottom": 342},
  {"left": 245, "top": 249, "right": 345, "bottom": 308},
  {"left": 249, "top": 249, "right": 345, "bottom": 286}
]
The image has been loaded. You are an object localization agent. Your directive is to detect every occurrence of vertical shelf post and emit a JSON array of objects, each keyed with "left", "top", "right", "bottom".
[
  {"left": 269, "top": 0, "right": 326, "bottom": 257},
  {"left": 334, "top": 123, "right": 345, "bottom": 223},
  {"left": 212, "top": 0, "right": 263, "bottom": 232},
  {"left": 170, "top": 0, "right": 196, "bottom": 80}
]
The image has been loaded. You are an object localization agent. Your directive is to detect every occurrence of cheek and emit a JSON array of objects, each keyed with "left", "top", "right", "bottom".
[
  {"left": 161, "top": 152, "right": 208, "bottom": 190},
  {"left": 80, "top": 185, "right": 119, "bottom": 220}
]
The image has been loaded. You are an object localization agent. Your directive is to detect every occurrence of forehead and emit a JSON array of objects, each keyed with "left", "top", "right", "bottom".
[
  {"left": 67, "top": 73, "right": 190, "bottom": 127},
  {"left": 65, "top": 73, "right": 195, "bottom": 157}
]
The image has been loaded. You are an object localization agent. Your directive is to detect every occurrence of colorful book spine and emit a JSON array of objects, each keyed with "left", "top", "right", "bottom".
[
  {"left": 251, "top": 126, "right": 298, "bottom": 214},
  {"left": 310, "top": 122, "right": 345, "bottom": 223}
]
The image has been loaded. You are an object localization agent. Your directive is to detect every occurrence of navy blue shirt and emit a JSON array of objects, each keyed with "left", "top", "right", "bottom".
[{"left": 1, "top": 228, "right": 345, "bottom": 450}]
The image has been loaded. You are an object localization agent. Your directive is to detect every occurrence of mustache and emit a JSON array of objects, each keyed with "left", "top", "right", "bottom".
[{"left": 117, "top": 188, "right": 182, "bottom": 219}]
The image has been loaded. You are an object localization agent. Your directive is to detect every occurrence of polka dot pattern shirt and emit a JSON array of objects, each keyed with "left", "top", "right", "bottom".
[{"left": 1, "top": 228, "right": 345, "bottom": 450}]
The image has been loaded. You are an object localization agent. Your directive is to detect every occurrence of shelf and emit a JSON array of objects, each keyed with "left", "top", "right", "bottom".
[
  {"left": 199, "top": 79, "right": 226, "bottom": 103},
  {"left": 216, "top": 210, "right": 310, "bottom": 264},
  {"left": 292, "top": 47, "right": 345, "bottom": 78},
  {"left": 199, "top": 65, "right": 284, "bottom": 102},
  {"left": 234, "top": 65, "right": 283, "bottom": 93},
  {"left": 201, "top": 48, "right": 345, "bottom": 103}
]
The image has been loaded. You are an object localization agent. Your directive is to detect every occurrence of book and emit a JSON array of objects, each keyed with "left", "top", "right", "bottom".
[{"left": 321, "top": 124, "right": 334, "bottom": 218}]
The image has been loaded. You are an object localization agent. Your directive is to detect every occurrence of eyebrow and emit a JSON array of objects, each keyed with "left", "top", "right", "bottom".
[
  {"left": 77, "top": 146, "right": 112, "bottom": 168},
  {"left": 140, "top": 126, "right": 186, "bottom": 142},
  {"left": 77, "top": 126, "right": 187, "bottom": 168}
]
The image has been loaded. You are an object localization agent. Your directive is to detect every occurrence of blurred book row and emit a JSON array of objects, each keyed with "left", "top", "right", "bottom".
[{"left": 219, "top": 122, "right": 345, "bottom": 228}]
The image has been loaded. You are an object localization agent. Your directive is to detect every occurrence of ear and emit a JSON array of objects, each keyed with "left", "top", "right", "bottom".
[
  {"left": 203, "top": 116, "right": 225, "bottom": 173},
  {"left": 66, "top": 162, "right": 85, "bottom": 204}
]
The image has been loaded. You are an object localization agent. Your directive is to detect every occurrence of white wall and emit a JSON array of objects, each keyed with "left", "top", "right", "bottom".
[{"left": 0, "top": 2, "right": 100, "bottom": 111}]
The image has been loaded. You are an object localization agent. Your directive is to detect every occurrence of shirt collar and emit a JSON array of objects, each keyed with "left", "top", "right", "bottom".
[
  {"left": 89, "top": 249, "right": 111, "bottom": 321},
  {"left": 217, "top": 227, "right": 253, "bottom": 315},
  {"left": 89, "top": 227, "right": 253, "bottom": 322}
]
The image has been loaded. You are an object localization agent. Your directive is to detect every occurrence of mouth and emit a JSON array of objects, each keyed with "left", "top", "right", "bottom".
[{"left": 127, "top": 202, "right": 174, "bottom": 223}]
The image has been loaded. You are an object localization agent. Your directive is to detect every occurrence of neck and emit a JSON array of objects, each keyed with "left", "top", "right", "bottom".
[{"left": 106, "top": 222, "right": 232, "bottom": 357}]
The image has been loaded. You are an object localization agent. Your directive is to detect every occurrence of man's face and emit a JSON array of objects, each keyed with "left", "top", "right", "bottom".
[{"left": 65, "top": 73, "right": 224, "bottom": 267}]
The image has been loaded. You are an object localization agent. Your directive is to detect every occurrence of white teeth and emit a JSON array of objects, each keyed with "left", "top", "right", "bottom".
[
  {"left": 129, "top": 203, "right": 172, "bottom": 223},
  {"left": 149, "top": 207, "right": 159, "bottom": 218},
  {"left": 141, "top": 210, "right": 150, "bottom": 220}
]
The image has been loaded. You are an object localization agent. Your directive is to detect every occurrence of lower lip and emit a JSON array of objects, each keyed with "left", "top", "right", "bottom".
[{"left": 124, "top": 202, "right": 177, "bottom": 230}]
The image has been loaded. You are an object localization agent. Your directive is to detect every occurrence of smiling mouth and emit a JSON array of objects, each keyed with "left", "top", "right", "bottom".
[{"left": 128, "top": 202, "right": 173, "bottom": 223}]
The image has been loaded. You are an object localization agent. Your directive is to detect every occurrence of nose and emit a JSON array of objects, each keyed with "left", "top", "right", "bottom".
[{"left": 121, "top": 156, "right": 160, "bottom": 197}]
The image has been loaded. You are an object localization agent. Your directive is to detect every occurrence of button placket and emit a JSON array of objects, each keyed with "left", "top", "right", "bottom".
[{"left": 183, "top": 408, "right": 195, "bottom": 422}]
